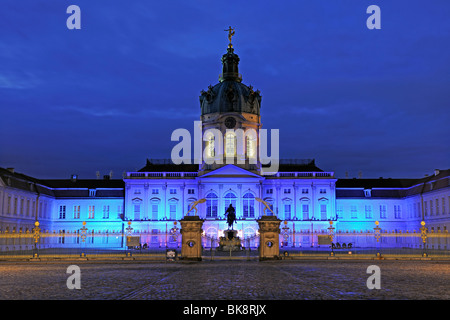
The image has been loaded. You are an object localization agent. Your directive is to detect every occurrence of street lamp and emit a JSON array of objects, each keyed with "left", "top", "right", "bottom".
[
  {"left": 80, "top": 221, "right": 87, "bottom": 257},
  {"left": 170, "top": 221, "right": 180, "bottom": 243},
  {"left": 420, "top": 221, "right": 427, "bottom": 257},
  {"left": 374, "top": 221, "right": 381, "bottom": 258},
  {"left": 282, "top": 221, "right": 290, "bottom": 247},
  {"left": 33, "top": 221, "right": 41, "bottom": 258},
  {"left": 125, "top": 221, "right": 133, "bottom": 257},
  {"left": 328, "top": 221, "right": 335, "bottom": 256}
]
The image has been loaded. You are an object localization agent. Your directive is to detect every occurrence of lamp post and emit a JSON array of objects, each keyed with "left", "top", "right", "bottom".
[
  {"left": 328, "top": 221, "right": 335, "bottom": 256},
  {"left": 374, "top": 221, "right": 381, "bottom": 258},
  {"left": 125, "top": 221, "right": 133, "bottom": 257},
  {"left": 80, "top": 221, "right": 87, "bottom": 257},
  {"left": 420, "top": 221, "right": 427, "bottom": 257},
  {"left": 170, "top": 221, "right": 179, "bottom": 244},
  {"left": 32, "top": 221, "right": 41, "bottom": 258},
  {"left": 282, "top": 221, "right": 290, "bottom": 247}
]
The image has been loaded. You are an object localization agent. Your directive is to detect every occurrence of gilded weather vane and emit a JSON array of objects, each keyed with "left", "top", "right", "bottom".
[{"left": 225, "top": 26, "right": 235, "bottom": 47}]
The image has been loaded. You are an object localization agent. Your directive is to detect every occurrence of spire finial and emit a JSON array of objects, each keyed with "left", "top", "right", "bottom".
[{"left": 224, "top": 26, "right": 235, "bottom": 48}]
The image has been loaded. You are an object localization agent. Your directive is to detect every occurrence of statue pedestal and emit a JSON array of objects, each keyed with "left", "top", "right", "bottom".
[
  {"left": 218, "top": 229, "right": 241, "bottom": 251},
  {"left": 179, "top": 216, "right": 204, "bottom": 261},
  {"left": 257, "top": 216, "right": 282, "bottom": 260}
]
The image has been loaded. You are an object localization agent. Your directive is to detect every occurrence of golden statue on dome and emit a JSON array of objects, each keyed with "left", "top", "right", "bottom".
[{"left": 224, "top": 26, "right": 235, "bottom": 47}]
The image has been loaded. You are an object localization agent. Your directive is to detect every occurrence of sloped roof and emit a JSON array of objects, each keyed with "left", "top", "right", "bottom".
[{"left": 336, "top": 169, "right": 449, "bottom": 198}]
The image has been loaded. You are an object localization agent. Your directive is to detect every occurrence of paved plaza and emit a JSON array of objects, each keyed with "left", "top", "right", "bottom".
[{"left": 0, "top": 259, "right": 449, "bottom": 300}]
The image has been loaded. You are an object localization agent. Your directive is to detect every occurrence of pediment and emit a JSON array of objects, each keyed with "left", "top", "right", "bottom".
[{"left": 200, "top": 165, "right": 262, "bottom": 179}]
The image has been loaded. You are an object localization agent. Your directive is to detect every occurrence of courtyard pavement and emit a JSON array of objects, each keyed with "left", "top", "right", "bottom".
[{"left": 0, "top": 259, "right": 448, "bottom": 300}]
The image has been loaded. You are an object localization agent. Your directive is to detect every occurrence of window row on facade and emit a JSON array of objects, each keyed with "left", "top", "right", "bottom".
[{"left": 0, "top": 192, "right": 51, "bottom": 220}]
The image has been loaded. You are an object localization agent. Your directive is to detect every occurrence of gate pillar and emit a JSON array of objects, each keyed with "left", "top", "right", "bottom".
[
  {"left": 179, "top": 216, "right": 204, "bottom": 261},
  {"left": 257, "top": 216, "right": 282, "bottom": 260}
]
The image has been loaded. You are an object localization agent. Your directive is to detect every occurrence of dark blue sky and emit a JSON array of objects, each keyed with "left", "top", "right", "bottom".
[{"left": 0, "top": 0, "right": 449, "bottom": 179}]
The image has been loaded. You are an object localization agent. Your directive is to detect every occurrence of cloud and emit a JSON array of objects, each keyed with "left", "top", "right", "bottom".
[{"left": 0, "top": 72, "right": 40, "bottom": 89}]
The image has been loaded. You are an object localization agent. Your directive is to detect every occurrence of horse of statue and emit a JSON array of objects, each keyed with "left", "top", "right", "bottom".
[{"left": 225, "top": 204, "right": 236, "bottom": 230}]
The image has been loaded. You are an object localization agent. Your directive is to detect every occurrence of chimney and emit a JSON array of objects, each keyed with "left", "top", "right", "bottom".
[
  {"left": 434, "top": 169, "right": 440, "bottom": 176},
  {"left": 96, "top": 171, "right": 100, "bottom": 179},
  {"left": 7, "top": 168, "right": 15, "bottom": 173}
]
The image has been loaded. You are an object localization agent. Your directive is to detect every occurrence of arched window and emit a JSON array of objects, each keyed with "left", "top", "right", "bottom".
[
  {"left": 225, "top": 132, "right": 236, "bottom": 157},
  {"left": 300, "top": 197, "right": 310, "bottom": 220},
  {"left": 150, "top": 198, "right": 160, "bottom": 220},
  {"left": 205, "top": 227, "right": 218, "bottom": 240},
  {"left": 168, "top": 198, "right": 178, "bottom": 220},
  {"left": 243, "top": 192, "right": 255, "bottom": 218},
  {"left": 223, "top": 192, "right": 237, "bottom": 214},
  {"left": 318, "top": 198, "right": 329, "bottom": 220},
  {"left": 132, "top": 198, "right": 142, "bottom": 220},
  {"left": 245, "top": 130, "right": 257, "bottom": 159},
  {"left": 186, "top": 198, "right": 197, "bottom": 216},
  {"left": 206, "top": 133, "right": 215, "bottom": 158},
  {"left": 206, "top": 192, "right": 218, "bottom": 218},
  {"left": 263, "top": 198, "right": 274, "bottom": 216}
]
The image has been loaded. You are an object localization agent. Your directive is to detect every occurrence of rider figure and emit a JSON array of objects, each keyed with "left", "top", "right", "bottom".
[{"left": 225, "top": 204, "right": 236, "bottom": 230}]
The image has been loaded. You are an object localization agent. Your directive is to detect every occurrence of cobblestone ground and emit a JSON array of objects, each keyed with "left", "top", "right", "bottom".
[{"left": 0, "top": 260, "right": 448, "bottom": 300}]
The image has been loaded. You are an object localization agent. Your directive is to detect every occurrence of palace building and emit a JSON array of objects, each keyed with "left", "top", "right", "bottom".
[{"left": 0, "top": 38, "right": 449, "bottom": 249}]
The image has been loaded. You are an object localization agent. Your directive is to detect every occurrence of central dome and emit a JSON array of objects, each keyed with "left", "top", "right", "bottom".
[{"left": 200, "top": 47, "right": 261, "bottom": 116}]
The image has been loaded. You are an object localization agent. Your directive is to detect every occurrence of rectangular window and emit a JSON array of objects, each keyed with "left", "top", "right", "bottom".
[
  {"left": 187, "top": 188, "right": 195, "bottom": 194},
  {"left": 351, "top": 205, "right": 357, "bottom": 219},
  {"left": 169, "top": 204, "right": 177, "bottom": 220},
  {"left": 26, "top": 199, "right": 30, "bottom": 217},
  {"left": 152, "top": 189, "right": 159, "bottom": 194},
  {"left": 39, "top": 202, "right": 43, "bottom": 218},
  {"left": 89, "top": 206, "right": 95, "bottom": 219},
  {"left": 302, "top": 204, "right": 309, "bottom": 220},
  {"left": 170, "top": 189, "right": 177, "bottom": 194},
  {"left": 59, "top": 205, "right": 66, "bottom": 219},
  {"left": 103, "top": 205, "right": 110, "bottom": 219},
  {"left": 320, "top": 204, "right": 327, "bottom": 220},
  {"left": 394, "top": 205, "right": 401, "bottom": 219},
  {"left": 7, "top": 196, "right": 11, "bottom": 214},
  {"left": 436, "top": 199, "right": 439, "bottom": 215},
  {"left": 13, "top": 198, "right": 18, "bottom": 215},
  {"left": 284, "top": 204, "right": 291, "bottom": 220},
  {"left": 152, "top": 204, "right": 158, "bottom": 220},
  {"left": 430, "top": 200, "right": 433, "bottom": 216},
  {"left": 301, "top": 188, "right": 309, "bottom": 194},
  {"left": 442, "top": 198, "right": 446, "bottom": 215},
  {"left": 284, "top": 189, "right": 291, "bottom": 194},
  {"left": 20, "top": 199, "right": 24, "bottom": 216},
  {"left": 380, "top": 205, "right": 387, "bottom": 219},
  {"left": 336, "top": 206, "right": 343, "bottom": 219},
  {"left": 73, "top": 206, "right": 80, "bottom": 219},
  {"left": 266, "top": 189, "right": 273, "bottom": 194},
  {"left": 134, "top": 205, "right": 140, "bottom": 220},
  {"left": 365, "top": 205, "right": 372, "bottom": 219},
  {"left": 319, "top": 189, "right": 326, "bottom": 194}
]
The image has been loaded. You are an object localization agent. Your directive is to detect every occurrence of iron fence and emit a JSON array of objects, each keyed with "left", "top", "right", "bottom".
[{"left": 1, "top": 228, "right": 448, "bottom": 259}]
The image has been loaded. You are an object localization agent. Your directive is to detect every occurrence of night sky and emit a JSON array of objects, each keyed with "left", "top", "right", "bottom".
[{"left": 0, "top": 0, "right": 449, "bottom": 179}]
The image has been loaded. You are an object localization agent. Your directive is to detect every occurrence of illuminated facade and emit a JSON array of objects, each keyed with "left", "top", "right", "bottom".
[{"left": 0, "top": 43, "right": 449, "bottom": 246}]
